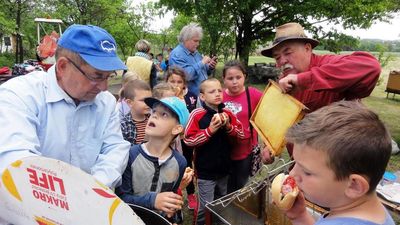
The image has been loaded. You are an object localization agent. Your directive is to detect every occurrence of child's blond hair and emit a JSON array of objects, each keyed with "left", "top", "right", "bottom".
[
  {"left": 120, "top": 79, "right": 151, "bottom": 100},
  {"left": 152, "top": 82, "right": 176, "bottom": 99},
  {"left": 119, "top": 71, "right": 141, "bottom": 99},
  {"left": 199, "top": 78, "right": 221, "bottom": 93}
]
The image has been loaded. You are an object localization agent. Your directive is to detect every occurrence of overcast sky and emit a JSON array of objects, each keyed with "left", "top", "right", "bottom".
[
  {"left": 331, "top": 15, "right": 400, "bottom": 40},
  {"left": 135, "top": 0, "right": 400, "bottom": 41}
]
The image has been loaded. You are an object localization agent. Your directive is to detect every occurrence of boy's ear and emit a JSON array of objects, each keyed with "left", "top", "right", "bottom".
[
  {"left": 344, "top": 174, "right": 370, "bottom": 199},
  {"left": 171, "top": 124, "right": 183, "bottom": 136},
  {"left": 125, "top": 98, "right": 133, "bottom": 107},
  {"left": 199, "top": 93, "right": 205, "bottom": 102}
]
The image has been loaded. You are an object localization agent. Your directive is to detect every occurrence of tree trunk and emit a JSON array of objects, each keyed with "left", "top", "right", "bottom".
[
  {"left": 236, "top": 13, "right": 253, "bottom": 66},
  {"left": 0, "top": 34, "right": 3, "bottom": 53},
  {"left": 238, "top": 39, "right": 251, "bottom": 66},
  {"left": 208, "top": 38, "right": 218, "bottom": 56},
  {"left": 15, "top": 0, "right": 22, "bottom": 64}
]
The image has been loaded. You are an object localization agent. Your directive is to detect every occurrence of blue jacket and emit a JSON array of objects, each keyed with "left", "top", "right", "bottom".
[{"left": 169, "top": 44, "right": 213, "bottom": 95}]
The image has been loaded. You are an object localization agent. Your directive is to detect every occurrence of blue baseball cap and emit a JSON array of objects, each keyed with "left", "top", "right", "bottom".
[
  {"left": 58, "top": 24, "right": 127, "bottom": 71},
  {"left": 144, "top": 97, "right": 190, "bottom": 127}
]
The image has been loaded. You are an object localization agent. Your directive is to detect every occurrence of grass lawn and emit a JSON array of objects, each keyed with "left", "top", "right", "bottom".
[{"left": 361, "top": 56, "right": 400, "bottom": 173}]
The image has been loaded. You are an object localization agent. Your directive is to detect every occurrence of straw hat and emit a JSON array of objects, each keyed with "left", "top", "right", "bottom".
[{"left": 261, "top": 22, "right": 319, "bottom": 57}]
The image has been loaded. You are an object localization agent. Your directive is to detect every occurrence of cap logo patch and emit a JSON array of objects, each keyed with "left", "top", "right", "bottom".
[{"left": 100, "top": 40, "right": 116, "bottom": 53}]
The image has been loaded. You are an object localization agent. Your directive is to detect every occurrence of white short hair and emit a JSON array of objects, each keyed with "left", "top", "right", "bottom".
[{"left": 178, "top": 23, "right": 203, "bottom": 43}]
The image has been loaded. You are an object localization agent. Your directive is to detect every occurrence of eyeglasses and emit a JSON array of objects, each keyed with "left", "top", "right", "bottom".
[{"left": 65, "top": 57, "right": 116, "bottom": 82}]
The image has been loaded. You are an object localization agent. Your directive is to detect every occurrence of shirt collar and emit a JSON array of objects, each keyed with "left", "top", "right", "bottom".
[
  {"left": 45, "top": 65, "right": 74, "bottom": 104},
  {"left": 135, "top": 52, "right": 150, "bottom": 60},
  {"left": 203, "top": 102, "right": 225, "bottom": 113},
  {"left": 180, "top": 43, "right": 197, "bottom": 56},
  {"left": 122, "top": 111, "right": 133, "bottom": 122}
]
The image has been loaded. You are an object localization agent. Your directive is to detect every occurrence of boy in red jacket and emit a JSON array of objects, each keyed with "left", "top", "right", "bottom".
[{"left": 184, "top": 78, "right": 244, "bottom": 225}]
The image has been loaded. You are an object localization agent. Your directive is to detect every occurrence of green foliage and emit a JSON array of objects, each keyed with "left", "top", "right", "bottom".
[
  {"left": 318, "top": 33, "right": 361, "bottom": 53},
  {"left": 359, "top": 39, "right": 400, "bottom": 52},
  {"left": 376, "top": 44, "right": 395, "bottom": 68},
  {"left": 159, "top": 0, "right": 236, "bottom": 61},
  {"left": 164, "top": 13, "right": 194, "bottom": 49},
  {"left": 107, "top": 1, "right": 169, "bottom": 59},
  {"left": 1, "top": 0, "right": 399, "bottom": 66},
  {"left": 0, "top": 10, "right": 14, "bottom": 34},
  {"left": 159, "top": 0, "right": 399, "bottom": 65},
  {"left": 2, "top": 0, "right": 39, "bottom": 63},
  {"left": 374, "top": 44, "right": 395, "bottom": 86},
  {"left": 37, "top": 0, "right": 125, "bottom": 26},
  {"left": 0, "top": 0, "right": 162, "bottom": 62},
  {"left": 0, "top": 53, "right": 15, "bottom": 67}
]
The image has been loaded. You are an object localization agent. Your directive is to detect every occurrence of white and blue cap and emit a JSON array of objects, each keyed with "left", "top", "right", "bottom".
[
  {"left": 144, "top": 97, "right": 190, "bottom": 127},
  {"left": 58, "top": 24, "right": 127, "bottom": 71}
]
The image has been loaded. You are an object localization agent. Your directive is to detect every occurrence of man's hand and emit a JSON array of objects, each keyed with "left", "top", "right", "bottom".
[
  {"left": 208, "top": 56, "right": 218, "bottom": 69},
  {"left": 278, "top": 74, "right": 298, "bottom": 94},
  {"left": 209, "top": 114, "right": 223, "bottom": 133},
  {"left": 261, "top": 145, "right": 274, "bottom": 164},
  {"left": 154, "top": 192, "right": 183, "bottom": 215},
  {"left": 202, "top": 56, "right": 212, "bottom": 65}
]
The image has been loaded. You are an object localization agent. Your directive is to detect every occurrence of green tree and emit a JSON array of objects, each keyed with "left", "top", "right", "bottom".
[
  {"left": 158, "top": 0, "right": 235, "bottom": 60},
  {"left": 164, "top": 13, "right": 193, "bottom": 49},
  {"left": 376, "top": 43, "right": 394, "bottom": 68},
  {"left": 32, "top": 0, "right": 147, "bottom": 59},
  {"left": 319, "top": 32, "right": 360, "bottom": 53},
  {"left": 102, "top": 13, "right": 135, "bottom": 60},
  {"left": 39, "top": 0, "right": 125, "bottom": 26},
  {"left": 108, "top": 1, "right": 169, "bottom": 59},
  {"left": 0, "top": 8, "right": 14, "bottom": 53},
  {"left": 159, "top": 0, "right": 399, "bottom": 65},
  {"left": 3, "top": 0, "right": 38, "bottom": 63}
]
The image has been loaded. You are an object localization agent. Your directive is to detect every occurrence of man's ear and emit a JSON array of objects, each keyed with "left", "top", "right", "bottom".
[
  {"left": 171, "top": 124, "right": 183, "bottom": 136},
  {"left": 344, "top": 174, "right": 370, "bottom": 199},
  {"left": 56, "top": 57, "right": 69, "bottom": 77},
  {"left": 304, "top": 43, "right": 312, "bottom": 53}
]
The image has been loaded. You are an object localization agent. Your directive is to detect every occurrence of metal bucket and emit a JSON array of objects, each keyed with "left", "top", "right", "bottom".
[{"left": 129, "top": 204, "right": 171, "bottom": 225}]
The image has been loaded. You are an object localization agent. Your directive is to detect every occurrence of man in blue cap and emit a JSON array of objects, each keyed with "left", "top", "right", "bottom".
[{"left": 0, "top": 24, "right": 130, "bottom": 189}]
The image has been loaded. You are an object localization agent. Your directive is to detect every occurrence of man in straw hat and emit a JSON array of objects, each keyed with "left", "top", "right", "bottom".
[
  {"left": 260, "top": 22, "right": 381, "bottom": 159},
  {"left": 0, "top": 24, "right": 130, "bottom": 189},
  {"left": 261, "top": 22, "right": 381, "bottom": 113}
]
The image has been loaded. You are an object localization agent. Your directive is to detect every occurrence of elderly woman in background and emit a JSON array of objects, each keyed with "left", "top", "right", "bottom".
[
  {"left": 169, "top": 23, "right": 217, "bottom": 96},
  {"left": 125, "top": 39, "right": 157, "bottom": 88}
]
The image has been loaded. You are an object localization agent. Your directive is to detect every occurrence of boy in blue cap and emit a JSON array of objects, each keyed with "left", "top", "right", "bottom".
[
  {"left": 116, "top": 96, "right": 191, "bottom": 224},
  {"left": 0, "top": 24, "right": 129, "bottom": 189}
]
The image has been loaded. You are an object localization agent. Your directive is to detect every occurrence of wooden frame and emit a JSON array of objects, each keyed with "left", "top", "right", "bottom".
[
  {"left": 250, "top": 80, "right": 306, "bottom": 156},
  {"left": 386, "top": 71, "right": 400, "bottom": 99}
]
